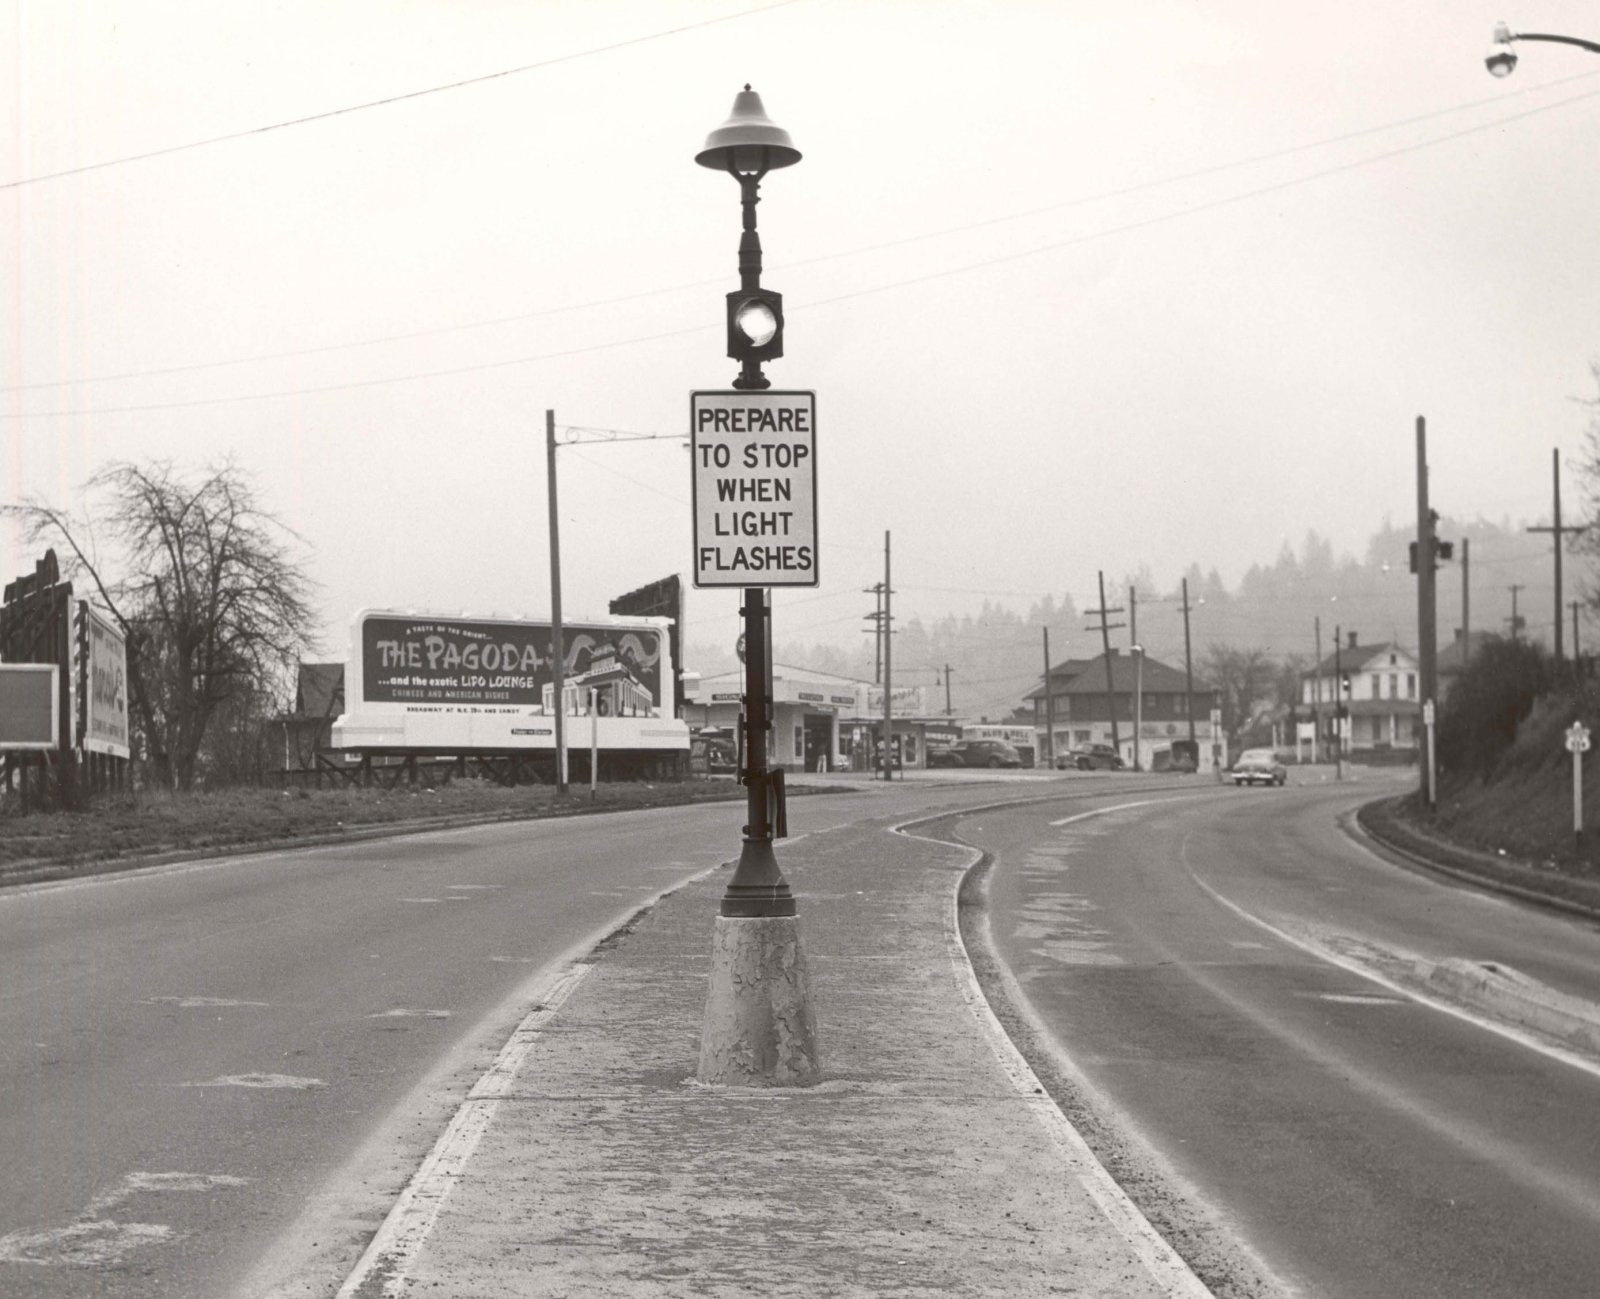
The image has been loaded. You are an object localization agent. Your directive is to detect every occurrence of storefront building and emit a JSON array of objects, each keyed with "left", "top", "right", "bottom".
[{"left": 684, "top": 668, "right": 953, "bottom": 773}]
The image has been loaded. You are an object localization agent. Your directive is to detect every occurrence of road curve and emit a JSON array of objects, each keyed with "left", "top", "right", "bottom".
[{"left": 959, "top": 779, "right": 1600, "bottom": 1299}]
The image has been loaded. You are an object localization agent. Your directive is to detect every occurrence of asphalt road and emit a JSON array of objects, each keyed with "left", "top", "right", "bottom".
[
  {"left": 0, "top": 774, "right": 1084, "bottom": 1299},
  {"left": 962, "top": 776, "right": 1600, "bottom": 1298}
]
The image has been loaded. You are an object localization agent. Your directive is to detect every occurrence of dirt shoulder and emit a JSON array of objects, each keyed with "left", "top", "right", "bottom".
[{"left": 0, "top": 778, "right": 792, "bottom": 890}]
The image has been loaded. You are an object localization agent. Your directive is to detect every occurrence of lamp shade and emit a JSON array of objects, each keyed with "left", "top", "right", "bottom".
[{"left": 695, "top": 85, "right": 801, "bottom": 171}]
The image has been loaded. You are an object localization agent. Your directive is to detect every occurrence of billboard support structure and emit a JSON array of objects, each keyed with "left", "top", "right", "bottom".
[{"left": 1, "top": 550, "right": 78, "bottom": 809}]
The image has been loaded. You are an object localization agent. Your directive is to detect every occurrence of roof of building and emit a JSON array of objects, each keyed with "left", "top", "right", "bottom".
[
  {"left": 1023, "top": 649, "right": 1212, "bottom": 701},
  {"left": 1304, "top": 640, "right": 1416, "bottom": 677}
]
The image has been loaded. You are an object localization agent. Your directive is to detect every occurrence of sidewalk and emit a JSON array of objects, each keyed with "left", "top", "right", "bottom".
[{"left": 343, "top": 811, "right": 1211, "bottom": 1298}]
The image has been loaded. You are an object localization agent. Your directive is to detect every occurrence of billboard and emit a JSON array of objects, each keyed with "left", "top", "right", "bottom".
[
  {"left": 0, "top": 665, "right": 59, "bottom": 749},
  {"left": 334, "top": 610, "right": 688, "bottom": 753},
  {"left": 78, "top": 604, "right": 131, "bottom": 758}
]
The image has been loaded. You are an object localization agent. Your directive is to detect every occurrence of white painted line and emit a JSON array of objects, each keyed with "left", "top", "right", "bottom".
[
  {"left": 142, "top": 996, "right": 268, "bottom": 1008},
  {"left": 1049, "top": 795, "right": 1210, "bottom": 827},
  {"left": 335, "top": 961, "right": 594, "bottom": 1299},
  {"left": 1179, "top": 843, "right": 1600, "bottom": 1084},
  {"left": 368, "top": 1008, "right": 451, "bottom": 1019},
  {"left": 893, "top": 812, "right": 1216, "bottom": 1299},
  {"left": 183, "top": 1073, "right": 326, "bottom": 1090}
]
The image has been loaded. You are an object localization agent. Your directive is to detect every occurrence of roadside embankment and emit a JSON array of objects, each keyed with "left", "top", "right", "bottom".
[{"left": 1358, "top": 794, "right": 1600, "bottom": 920}]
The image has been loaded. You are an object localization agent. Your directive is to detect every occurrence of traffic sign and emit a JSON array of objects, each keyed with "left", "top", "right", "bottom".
[
  {"left": 1566, "top": 722, "right": 1591, "bottom": 754},
  {"left": 691, "top": 390, "right": 817, "bottom": 588}
]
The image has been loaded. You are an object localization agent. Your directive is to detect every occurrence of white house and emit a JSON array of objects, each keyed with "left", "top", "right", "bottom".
[{"left": 1298, "top": 632, "right": 1421, "bottom": 756}]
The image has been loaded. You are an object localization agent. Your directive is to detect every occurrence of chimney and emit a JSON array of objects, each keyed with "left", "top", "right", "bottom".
[{"left": 1347, "top": 632, "right": 1357, "bottom": 649}]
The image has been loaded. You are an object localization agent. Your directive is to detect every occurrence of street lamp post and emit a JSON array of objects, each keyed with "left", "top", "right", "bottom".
[
  {"left": 1132, "top": 644, "right": 1144, "bottom": 772},
  {"left": 694, "top": 86, "right": 819, "bottom": 1088}
]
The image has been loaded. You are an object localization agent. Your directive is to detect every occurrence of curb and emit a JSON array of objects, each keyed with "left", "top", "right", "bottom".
[{"left": 1353, "top": 796, "right": 1600, "bottom": 923}]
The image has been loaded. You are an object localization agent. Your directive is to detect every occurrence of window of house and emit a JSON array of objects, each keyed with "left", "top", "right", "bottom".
[
  {"left": 1389, "top": 674, "right": 1398, "bottom": 699},
  {"left": 1371, "top": 673, "right": 1381, "bottom": 698},
  {"left": 1407, "top": 673, "right": 1416, "bottom": 699}
]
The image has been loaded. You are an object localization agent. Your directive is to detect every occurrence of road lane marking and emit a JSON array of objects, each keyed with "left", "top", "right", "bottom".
[
  {"left": 183, "top": 1073, "right": 327, "bottom": 1089},
  {"left": 335, "top": 961, "right": 593, "bottom": 1299},
  {"left": 368, "top": 1008, "right": 451, "bottom": 1019},
  {"left": 1178, "top": 833, "right": 1600, "bottom": 1084},
  {"left": 142, "top": 996, "right": 268, "bottom": 1008},
  {"left": 1049, "top": 796, "right": 1208, "bottom": 828}
]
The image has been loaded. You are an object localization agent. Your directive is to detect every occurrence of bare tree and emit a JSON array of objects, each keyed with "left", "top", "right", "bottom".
[
  {"left": 5, "top": 461, "right": 317, "bottom": 790},
  {"left": 1201, "top": 644, "right": 1276, "bottom": 743}
]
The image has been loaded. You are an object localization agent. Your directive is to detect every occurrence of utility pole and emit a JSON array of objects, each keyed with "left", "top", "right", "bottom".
[
  {"left": 863, "top": 582, "right": 885, "bottom": 683},
  {"left": 546, "top": 409, "right": 568, "bottom": 795},
  {"left": 1042, "top": 628, "right": 1055, "bottom": 768},
  {"left": 880, "top": 531, "right": 894, "bottom": 781},
  {"left": 1086, "top": 571, "right": 1126, "bottom": 760},
  {"left": 1461, "top": 537, "right": 1470, "bottom": 669},
  {"left": 1527, "top": 448, "right": 1587, "bottom": 666},
  {"left": 1508, "top": 584, "right": 1525, "bottom": 640},
  {"left": 1180, "top": 578, "right": 1198, "bottom": 754},
  {"left": 1334, "top": 624, "right": 1346, "bottom": 782},
  {"left": 1314, "top": 615, "right": 1324, "bottom": 764},
  {"left": 1416, "top": 417, "right": 1438, "bottom": 810},
  {"left": 943, "top": 664, "right": 954, "bottom": 716},
  {"left": 1573, "top": 601, "right": 1583, "bottom": 665}
]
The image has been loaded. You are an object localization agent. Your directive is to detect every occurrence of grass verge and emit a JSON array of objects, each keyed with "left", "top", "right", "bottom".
[{"left": 0, "top": 778, "right": 759, "bottom": 888}]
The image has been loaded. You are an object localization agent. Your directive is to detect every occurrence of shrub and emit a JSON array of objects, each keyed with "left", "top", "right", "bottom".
[{"left": 1436, "top": 637, "right": 1551, "bottom": 780}]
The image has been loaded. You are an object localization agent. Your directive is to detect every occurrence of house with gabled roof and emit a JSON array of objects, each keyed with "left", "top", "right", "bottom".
[
  {"left": 1295, "top": 631, "right": 1420, "bottom": 758},
  {"left": 1023, "top": 648, "right": 1223, "bottom": 772}
]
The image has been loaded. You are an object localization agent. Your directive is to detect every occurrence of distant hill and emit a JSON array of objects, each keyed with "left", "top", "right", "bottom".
[{"left": 688, "top": 521, "right": 1584, "bottom": 721}]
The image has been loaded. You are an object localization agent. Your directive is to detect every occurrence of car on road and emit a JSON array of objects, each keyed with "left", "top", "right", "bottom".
[
  {"left": 1064, "top": 744, "right": 1125, "bottom": 771},
  {"left": 1230, "top": 748, "right": 1288, "bottom": 786},
  {"left": 928, "top": 739, "right": 1024, "bottom": 769}
]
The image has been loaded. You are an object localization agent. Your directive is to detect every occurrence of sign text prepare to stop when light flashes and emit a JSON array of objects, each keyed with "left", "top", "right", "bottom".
[{"left": 690, "top": 391, "right": 818, "bottom": 588}]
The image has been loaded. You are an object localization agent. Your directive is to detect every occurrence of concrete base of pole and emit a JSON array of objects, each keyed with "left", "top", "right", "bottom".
[{"left": 697, "top": 915, "right": 820, "bottom": 1087}]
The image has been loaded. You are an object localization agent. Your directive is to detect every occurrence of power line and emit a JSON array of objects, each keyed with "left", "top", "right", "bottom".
[
  {"left": 8, "top": 70, "right": 1595, "bottom": 395},
  {"left": 8, "top": 83, "right": 1599, "bottom": 420},
  {"left": 0, "top": 0, "right": 805, "bottom": 191}
]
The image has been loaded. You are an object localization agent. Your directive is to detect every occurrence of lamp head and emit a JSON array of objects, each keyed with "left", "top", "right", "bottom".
[
  {"left": 696, "top": 85, "right": 801, "bottom": 173},
  {"left": 1486, "top": 21, "right": 1518, "bottom": 76}
]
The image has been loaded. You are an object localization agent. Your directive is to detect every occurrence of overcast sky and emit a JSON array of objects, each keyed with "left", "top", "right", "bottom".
[{"left": 4, "top": 0, "right": 1598, "bottom": 671}]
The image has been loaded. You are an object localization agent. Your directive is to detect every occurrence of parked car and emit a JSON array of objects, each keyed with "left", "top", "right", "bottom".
[
  {"left": 1065, "top": 744, "right": 1125, "bottom": 771},
  {"left": 928, "top": 739, "right": 1023, "bottom": 769},
  {"left": 692, "top": 728, "right": 737, "bottom": 774},
  {"left": 1230, "top": 748, "right": 1287, "bottom": 786}
]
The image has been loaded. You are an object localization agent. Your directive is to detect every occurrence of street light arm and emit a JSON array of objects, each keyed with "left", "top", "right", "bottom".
[{"left": 1512, "top": 30, "right": 1600, "bottom": 55}]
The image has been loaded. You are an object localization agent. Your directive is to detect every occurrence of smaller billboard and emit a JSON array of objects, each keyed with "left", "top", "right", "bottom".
[
  {"left": 0, "top": 665, "right": 59, "bottom": 749},
  {"left": 78, "top": 603, "right": 131, "bottom": 758}
]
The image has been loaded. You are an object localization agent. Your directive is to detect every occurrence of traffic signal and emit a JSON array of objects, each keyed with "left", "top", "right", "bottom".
[
  {"left": 726, "top": 287, "right": 784, "bottom": 366},
  {"left": 1408, "top": 538, "right": 1456, "bottom": 572}
]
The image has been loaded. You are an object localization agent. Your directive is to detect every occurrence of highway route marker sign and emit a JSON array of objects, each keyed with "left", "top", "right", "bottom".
[{"left": 691, "top": 390, "right": 817, "bottom": 589}]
